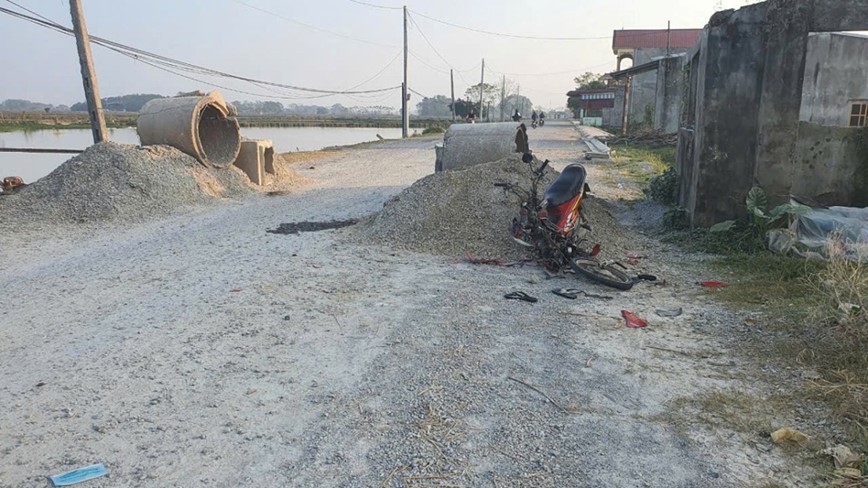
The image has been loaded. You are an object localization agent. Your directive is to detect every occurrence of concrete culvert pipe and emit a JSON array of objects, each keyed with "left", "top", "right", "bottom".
[
  {"left": 437, "top": 122, "right": 523, "bottom": 172},
  {"left": 137, "top": 91, "right": 241, "bottom": 168}
]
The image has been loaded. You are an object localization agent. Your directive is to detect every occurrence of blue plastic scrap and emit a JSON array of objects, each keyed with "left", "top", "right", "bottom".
[{"left": 49, "top": 464, "right": 108, "bottom": 486}]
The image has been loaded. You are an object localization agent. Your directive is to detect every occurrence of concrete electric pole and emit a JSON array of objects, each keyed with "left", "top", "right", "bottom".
[
  {"left": 69, "top": 0, "right": 106, "bottom": 143},
  {"left": 478, "top": 59, "right": 484, "bottom": 121},
  {"left": 500, "top": 74, "right": 505, "bottom": 122},
  {"left": 402, "top": 5, "right": 409, "bottom": 138},
  {"left": 450, "top": 69, "right": 455, "bottom": 122}
]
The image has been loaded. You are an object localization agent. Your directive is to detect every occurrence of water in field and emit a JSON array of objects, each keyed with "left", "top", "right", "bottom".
[{"left": 0, "top": 126, "right": 408, "bottom": 182}]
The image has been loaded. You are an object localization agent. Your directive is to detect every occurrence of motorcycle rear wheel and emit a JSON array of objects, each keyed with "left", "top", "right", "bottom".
[{"left": 570, "top": 258, "right": 634, "bottom": 290}]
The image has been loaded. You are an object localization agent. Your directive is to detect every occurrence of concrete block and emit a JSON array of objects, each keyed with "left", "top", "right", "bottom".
[{"left": 234, "top": 139, "right": 274, "bottom": 186}]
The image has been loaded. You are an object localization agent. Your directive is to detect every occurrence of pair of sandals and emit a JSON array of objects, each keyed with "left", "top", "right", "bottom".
[
  {"left": 551, "top": 288, "right": 613, "bottom": 300},
  {"left": 504, "top": 288, "right": 615, "bottom": 303}
]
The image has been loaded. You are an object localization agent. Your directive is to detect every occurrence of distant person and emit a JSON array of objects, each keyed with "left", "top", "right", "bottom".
[
  {"left": 467, "top": 108, "right": 477, "bottom": 123},
  {"left": 539, "top": 111, "right": 546, "bottom": 126},
  {"left": 515, "top": 123, "right": 529, "bottom": 154},
  {"left": 512, "top": 109, "right": 521, "bottom": 122},
  {"left": 531, "top": 110, "right": 538, "bottom": 123}
]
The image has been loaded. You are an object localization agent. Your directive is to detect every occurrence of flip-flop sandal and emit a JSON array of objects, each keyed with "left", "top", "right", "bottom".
[
  {"left": 579, "top": 290, "right": 614, "bottom": 300},
  {"left": 504, "top": 291, "right": 538, "bottom": 303},
  {"left": 552, "top": 288, "right": 580, "bottom": 299}
]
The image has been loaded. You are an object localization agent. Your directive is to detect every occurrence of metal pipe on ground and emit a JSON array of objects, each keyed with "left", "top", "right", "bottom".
[{"left": 137, "top": 91, "right": 241, "bottom": 168}]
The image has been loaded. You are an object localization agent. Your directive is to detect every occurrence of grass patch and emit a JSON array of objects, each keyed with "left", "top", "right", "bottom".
[
  {"left": 708, "top": 243, "right": 868, "bottom": 458},
  {"left": 608, "top": 143, "right": 674, "bottom": 187},
  {"left": 671, "top": 390, "right": 780, "bottom": 435}
]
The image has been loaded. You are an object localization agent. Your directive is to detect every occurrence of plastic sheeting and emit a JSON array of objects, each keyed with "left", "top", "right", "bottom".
[{"left": 768, "top": 203, "right": 868, "bottom": 259}]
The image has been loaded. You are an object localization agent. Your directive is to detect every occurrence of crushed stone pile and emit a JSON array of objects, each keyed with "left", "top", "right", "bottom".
[
  {"left": 0, "top": 142, "right": 255, "bottom": 226},
  {"left": 359, "top": 156, "right": 633, "bottom": 260}
]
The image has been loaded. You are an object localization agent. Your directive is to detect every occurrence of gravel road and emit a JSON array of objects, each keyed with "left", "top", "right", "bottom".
[{"left": 0, "top": 123, "right": 815, "bottom": 487}]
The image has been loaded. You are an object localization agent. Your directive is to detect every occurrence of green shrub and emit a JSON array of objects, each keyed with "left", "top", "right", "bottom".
[
  {"left": 422, "top": 126, "right": 445, "bottom": 135},
  {"left": 648, "top": 167, "right": 678, "bottom": 204}
]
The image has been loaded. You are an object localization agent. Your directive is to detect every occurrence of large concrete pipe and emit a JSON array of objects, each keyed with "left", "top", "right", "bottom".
[
  {"left": 137, "top": 91, "right": 241, "bottom": 168},
  {"left": 436, "top": 122, "right": 523, "bottom": 172}
]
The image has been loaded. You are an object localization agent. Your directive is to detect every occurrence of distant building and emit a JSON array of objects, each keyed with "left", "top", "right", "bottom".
[
  {"left": 611, "top": 28, "right": 702, "bottom": 128},
  {"left": 564, "top": 86, "right": 625, "bottom": 128}
]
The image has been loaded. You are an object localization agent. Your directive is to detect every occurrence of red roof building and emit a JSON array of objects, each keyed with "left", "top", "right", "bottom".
[
  {"left": 612, "top": 28, "right": 702, "bottom": 70},
  {"left": 612, "top": 29, "right": 703, "bottom": 52}
]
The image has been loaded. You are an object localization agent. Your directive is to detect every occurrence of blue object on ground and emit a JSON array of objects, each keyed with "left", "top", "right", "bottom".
[{"left": 49, "top": 464, "right": 108, "bottom": 486}]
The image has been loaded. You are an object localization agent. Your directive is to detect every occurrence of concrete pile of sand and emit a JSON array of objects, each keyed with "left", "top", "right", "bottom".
[
  {"left": 0, "top": 142, "right": 254, "bottom": 226},
  {"left": 359, "top": 156, "right": 632, "bottom": 260}
]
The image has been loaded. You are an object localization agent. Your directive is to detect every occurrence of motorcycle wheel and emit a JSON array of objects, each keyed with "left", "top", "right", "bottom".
[{"left": 570, "top": 258, "right": 634, "bottom": 290}]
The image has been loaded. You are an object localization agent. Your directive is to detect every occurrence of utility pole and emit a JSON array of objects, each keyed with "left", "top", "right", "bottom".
[
  {"left": 402, "top": 5, "right": 409, "bottom": 138},
  {"left": 450, "top": 69, "right": 455, "bottom": 122},
  {"left": 500, "top": 74, "right": 505, "bottom": 122},
  {"left": 69, "top": 0, "right": 106, "bottom": 144},
  {"left": 478, "top": 58, "right": 485, "bottom": 121}
]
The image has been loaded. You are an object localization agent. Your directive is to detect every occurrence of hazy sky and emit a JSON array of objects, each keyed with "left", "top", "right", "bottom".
[{"left": 0, "top": 0, "right": 758, "bottom": 110}]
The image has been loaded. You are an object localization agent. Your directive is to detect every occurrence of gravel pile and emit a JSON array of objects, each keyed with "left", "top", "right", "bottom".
[
  {"left": 359, "top": 156, "right": 633, "bottom": 260},
  {"left": 0, "top": 142, "right": 253, "bottom": 226}
]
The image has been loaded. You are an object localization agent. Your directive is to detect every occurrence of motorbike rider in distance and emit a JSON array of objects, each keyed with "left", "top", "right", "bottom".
[{"left": 512, "top": 109, "right": 521, "bottom": 122}]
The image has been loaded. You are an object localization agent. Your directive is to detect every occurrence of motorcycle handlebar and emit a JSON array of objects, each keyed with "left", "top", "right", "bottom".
[{"left": 539, "top": 159, "right": 550, "bottom": 172}]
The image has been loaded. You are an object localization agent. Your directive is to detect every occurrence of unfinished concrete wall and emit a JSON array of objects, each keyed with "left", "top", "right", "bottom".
[
  {"left": 654, "top": 55, "right": 687, "bottom": 134},
  {"left": 677, "top": 4, "right": 768, "bottom": 226},
  {"left": 792, "top": 123, "right": 866, "bottom": 206},
  {"left": 800, "top": 33, "right": 868, "bottom": 127},
  {"left": 678, "top": 0, "right": 868, "bottom": 227},
  {"left": 629, "top": 47, "right": 691, "bottom": 128}
]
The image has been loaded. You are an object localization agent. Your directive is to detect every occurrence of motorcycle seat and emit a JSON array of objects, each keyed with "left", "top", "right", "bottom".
[{"left": 544, "top": 164, "right": 587, "bottom": 208}]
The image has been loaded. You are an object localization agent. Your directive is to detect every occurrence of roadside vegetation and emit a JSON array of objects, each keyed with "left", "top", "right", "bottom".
[{"left": 635, "top": 141, "right": 868, "bottom": 481}]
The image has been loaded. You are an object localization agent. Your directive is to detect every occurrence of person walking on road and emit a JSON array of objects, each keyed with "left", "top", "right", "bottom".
[{"left": 515, "top": 123, "right": 529, "bottom": 154}]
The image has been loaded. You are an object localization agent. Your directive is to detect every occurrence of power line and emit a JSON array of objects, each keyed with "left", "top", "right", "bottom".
[
  {"left": 408, "top": 50, "right": 449, "bottom": 75},
  {"left": 409, "top": 9, "right": 611, "bottom": 41},
  {"left": 486, "top": 60, "right": 614, "bottom": 77},
  {"left": 0, "top": 5, "right": 401, "bottom": 97},
  {"left": 347, "top": 0, "right": 401, "bottom": 11},
  {"left": 230, "top": 0, "right": 397, "bottom": 48},
  {"left": 406, "top": 11, "right": 471, "bottom": 85},
  {"left": 344, "top": 50, "right": 403, "bottom": 90},
  {"left": 408, "top": 87, "right": 429, "bottom": 99}
]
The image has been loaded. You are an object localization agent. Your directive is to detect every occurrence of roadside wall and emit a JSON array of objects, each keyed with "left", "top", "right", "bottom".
[
  {"left": 792, "top": 123, "right": 867, "bottom": 206},
  {"left": 677, "top": 0, "right": 868, "bottom": 227},
  {"left": 677, "top": 4, "right": 767, "bottom": 226},
  {"left": 654, "top": 55, "right": 687, "bottom": 134},
  {"left": 800, "top": 33, "right": 868, "bottom": 127}
]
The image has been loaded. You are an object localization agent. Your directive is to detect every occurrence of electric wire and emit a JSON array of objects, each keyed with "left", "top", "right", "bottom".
[
  {"left": 230, "top": 0, "right": 397, "bottom": 48},
  {"left": 406, "top": 11, "right": 471, "bottom": 85},
  {"left": 347, "top": 0, "right": 401, "bottom": 11},
  {"left": 408, "top": 9, "right": 611, "bottom": 41},
  {"left": 0, "top": 5, "right": 401, "bottom": 98}
]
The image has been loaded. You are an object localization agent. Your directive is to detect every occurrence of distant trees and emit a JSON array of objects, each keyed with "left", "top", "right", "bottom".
[
  {"left": 0, "top": 99, "right": 67, "bottom": 112},
  {"left": 574, "top": 72, "right": 606, "bottom": 90},
  {"left": 416, "top": 95, "right": 452, "bottom": 117},
  {"left": 70, "top": 93, "right": 164, "bottom": 112},
  {"left": 3, "top": 94, "right": 400, "bottom": 118}
]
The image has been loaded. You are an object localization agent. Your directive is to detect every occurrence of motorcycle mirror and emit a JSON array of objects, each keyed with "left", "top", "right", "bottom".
[{"left": 521, "top": 153, "right": 533, "bottom": 164}]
